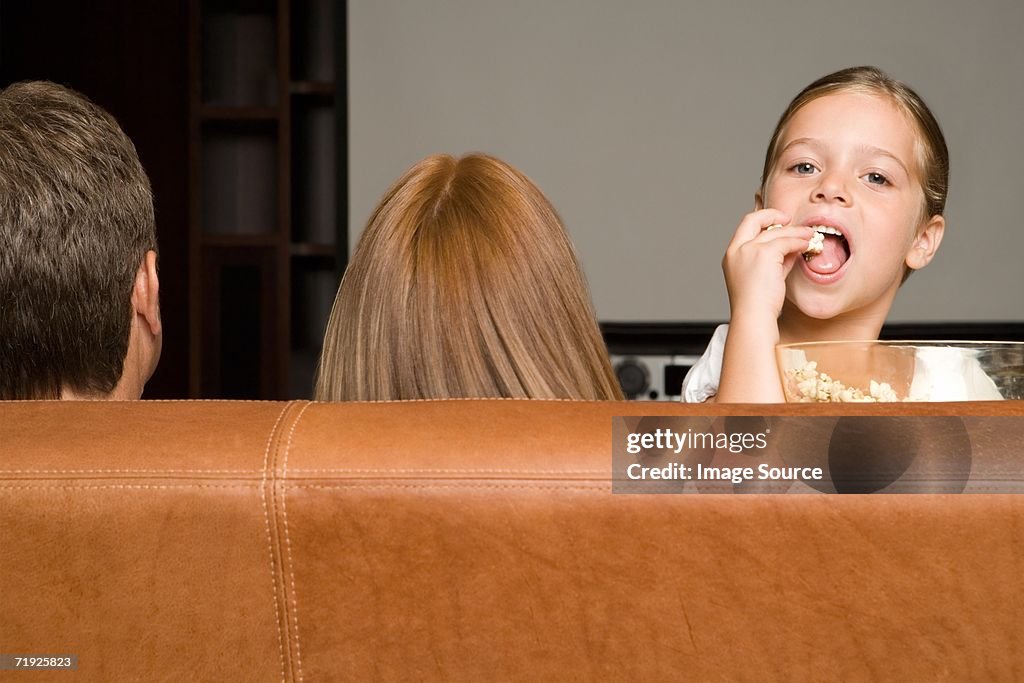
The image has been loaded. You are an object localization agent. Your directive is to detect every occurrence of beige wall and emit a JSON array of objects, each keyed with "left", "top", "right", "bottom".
[{"left": 349, "top": 0, "right": 1024, "bottom": 322}]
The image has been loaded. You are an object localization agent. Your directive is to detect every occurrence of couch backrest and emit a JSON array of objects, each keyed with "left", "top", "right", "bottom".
[{"left": 2, "top": 400, "right": 1023, "bottom": 681}]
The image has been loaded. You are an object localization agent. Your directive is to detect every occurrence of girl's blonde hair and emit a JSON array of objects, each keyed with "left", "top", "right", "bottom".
[
  {"left": 315, "top": 153, "right": 623, "bottom": 401},
  {"left": 761, "top": 66, "right": 949, "bottom": 219}
]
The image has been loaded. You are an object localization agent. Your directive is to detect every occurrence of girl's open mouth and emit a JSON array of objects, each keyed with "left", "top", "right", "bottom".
[{"left": 802, "top": 225, "right": 851, "bottom": 283}]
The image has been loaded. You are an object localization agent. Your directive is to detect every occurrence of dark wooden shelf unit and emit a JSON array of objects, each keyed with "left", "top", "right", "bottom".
[{"left": 189, "top": 0, "right": 344, "bottom": 399}]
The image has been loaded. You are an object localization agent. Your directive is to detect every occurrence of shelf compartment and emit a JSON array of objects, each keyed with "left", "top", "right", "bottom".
[
  {"left": 291, "top": 98, "right": 336, "bottom": 244},
  {"left": 291, "top": 0, "right": 334, "bottom": 83},
  {"left": 288, "top": 262, "right": 339, "bottom": 399},
  {"left": 201, "top": 247, "right": 279, "bottom": 398},
  {"left": 201, "top": 127, "right": 278, "bottom": 235},
  {"left": 201, "top": 0, "right": 278, "bottom": 106}
]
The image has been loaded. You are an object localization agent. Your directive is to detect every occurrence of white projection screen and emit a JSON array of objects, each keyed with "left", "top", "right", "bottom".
[{"left": 349, "top": 0, "right": 1024, "bottom": 322}]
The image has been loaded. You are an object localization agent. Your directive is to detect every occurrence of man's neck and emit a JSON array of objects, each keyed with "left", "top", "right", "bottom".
[{"left": 61, "top": 373, "right": 141, "bottom": 401}]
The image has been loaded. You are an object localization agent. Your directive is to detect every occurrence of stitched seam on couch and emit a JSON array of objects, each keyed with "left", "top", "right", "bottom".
[
  {"left": 261, "top": 402, "right": 291, "bottom": 683},
  {"left": 281, "top": 401, "right": 313, "bottom": 683},
  {"left": 6, "top": 484, "right": 1021, "bottom": 493},
  {"left": 285, "top": 483, "right": 610, "bottom": 492},
  {"left": 0, "top": 468, "right": 264, "bottom": 473},
  {"left": 0, "top": 484, "right": 259, "bottom": 489}
]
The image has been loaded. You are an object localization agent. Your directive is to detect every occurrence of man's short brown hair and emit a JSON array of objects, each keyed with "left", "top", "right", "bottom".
[{"left": 0, "top": 81, "right": 156, "bottom": 399}]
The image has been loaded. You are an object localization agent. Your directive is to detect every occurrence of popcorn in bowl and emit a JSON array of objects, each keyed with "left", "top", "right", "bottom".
[
  {"left": 785, "top": 360, "right": 900, "bottom": 403},
  {"left": 776, "top": 340, "right": 1021, "bottom": 402}
]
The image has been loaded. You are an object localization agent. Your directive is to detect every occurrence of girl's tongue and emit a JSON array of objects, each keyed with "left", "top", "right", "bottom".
[{"left": 805, "top": 234, "right": 848, "bottom": 275}]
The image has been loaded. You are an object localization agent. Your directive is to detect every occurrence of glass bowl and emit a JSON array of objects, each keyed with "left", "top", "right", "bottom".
[{"left": 775, "top": 340, "right": 1024, "bottom": 402}]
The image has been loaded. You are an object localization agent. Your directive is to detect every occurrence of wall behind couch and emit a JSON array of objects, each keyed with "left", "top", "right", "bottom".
[{"left": 349, "top": 0, "right": 1024, "bottom": 323}]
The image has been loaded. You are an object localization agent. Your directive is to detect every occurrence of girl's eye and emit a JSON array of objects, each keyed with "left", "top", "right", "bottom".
[
  {"left": 791, "top": 162, "right": 817, "bottom": 175},
  {"left": 865, "top": 172, "right": 889, "bottom": 186}
]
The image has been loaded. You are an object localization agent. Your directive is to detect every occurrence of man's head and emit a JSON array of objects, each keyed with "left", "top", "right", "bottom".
[{"left": 0, "top": 81, "right": 161, "bottom": 400}]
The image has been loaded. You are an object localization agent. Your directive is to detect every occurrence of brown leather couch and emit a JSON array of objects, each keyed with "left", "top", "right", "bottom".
[{"left": 2, "top": 399, "right": 1023, "bottom": 681}]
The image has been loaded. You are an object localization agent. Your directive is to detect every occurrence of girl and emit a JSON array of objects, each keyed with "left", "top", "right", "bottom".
[
  {"left": 683, "top": 66, "right": 948, "bottom": 402},
  {"left": 316, "top": 153, "right": 623, "bottom": 401}
]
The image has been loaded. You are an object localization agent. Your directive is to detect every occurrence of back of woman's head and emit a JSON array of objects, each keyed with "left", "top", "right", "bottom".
[{"left": 316, "top": 153, "right": 623, "bottom": 401}]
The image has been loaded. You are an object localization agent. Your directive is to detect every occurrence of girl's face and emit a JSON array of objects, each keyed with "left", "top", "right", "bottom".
[{"left": 761, "top": 91, "right": 944, "bottom": 322}]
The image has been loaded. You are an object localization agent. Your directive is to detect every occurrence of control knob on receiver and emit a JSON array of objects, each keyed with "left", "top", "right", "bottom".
[{"left": 614, "top": 358, "right": 649, "bottom": 399}]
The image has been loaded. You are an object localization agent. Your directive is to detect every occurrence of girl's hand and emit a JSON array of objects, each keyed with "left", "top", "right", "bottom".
[
  {"left": 722, "top": 209, "right": 814, "bottom": 323},
  {"left": 716, "top": 210, "right": 814, "bottom": 403}
]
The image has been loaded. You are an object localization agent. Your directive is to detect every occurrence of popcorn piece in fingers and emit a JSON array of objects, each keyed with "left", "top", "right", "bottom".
[
  {"left": 803, "top": 225, "right": 844, "bottom": 258},
  {"left": 804, "top": 230, "right": 825, "bottom": 256}
]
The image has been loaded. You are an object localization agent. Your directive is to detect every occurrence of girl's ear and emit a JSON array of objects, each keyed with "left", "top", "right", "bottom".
[{"left": 905, "top": 215, "right": 946, "bottom": 270}]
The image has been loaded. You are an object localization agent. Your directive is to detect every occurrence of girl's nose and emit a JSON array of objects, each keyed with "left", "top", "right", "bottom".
[{"left": 812, "top": 172, "right": 849, "bottom": 205}]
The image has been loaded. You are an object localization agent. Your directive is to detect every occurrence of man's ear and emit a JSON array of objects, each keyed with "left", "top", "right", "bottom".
[
  {"left": 131, "top": 250, "right": 161, "bottom": 336},
  {"left": 905, "top": 215, "right": 945, "bottom": 271},
  {"left": 754, "top": 191, "right": 764, "bottom": 211}
]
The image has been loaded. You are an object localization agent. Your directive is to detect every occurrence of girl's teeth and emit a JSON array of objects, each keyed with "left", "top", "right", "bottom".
[{"left": 810, "top": 225, "right": 843, "bottom": 236}]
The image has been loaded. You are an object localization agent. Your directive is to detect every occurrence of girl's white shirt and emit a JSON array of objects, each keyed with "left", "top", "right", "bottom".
[{"left": 680, "top": 324, "right": 729, "bottom": 403}]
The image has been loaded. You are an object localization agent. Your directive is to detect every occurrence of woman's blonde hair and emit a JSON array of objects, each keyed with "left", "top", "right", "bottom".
[{"left": 315, "top": 153, "right": 623, "bottom": 401}]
